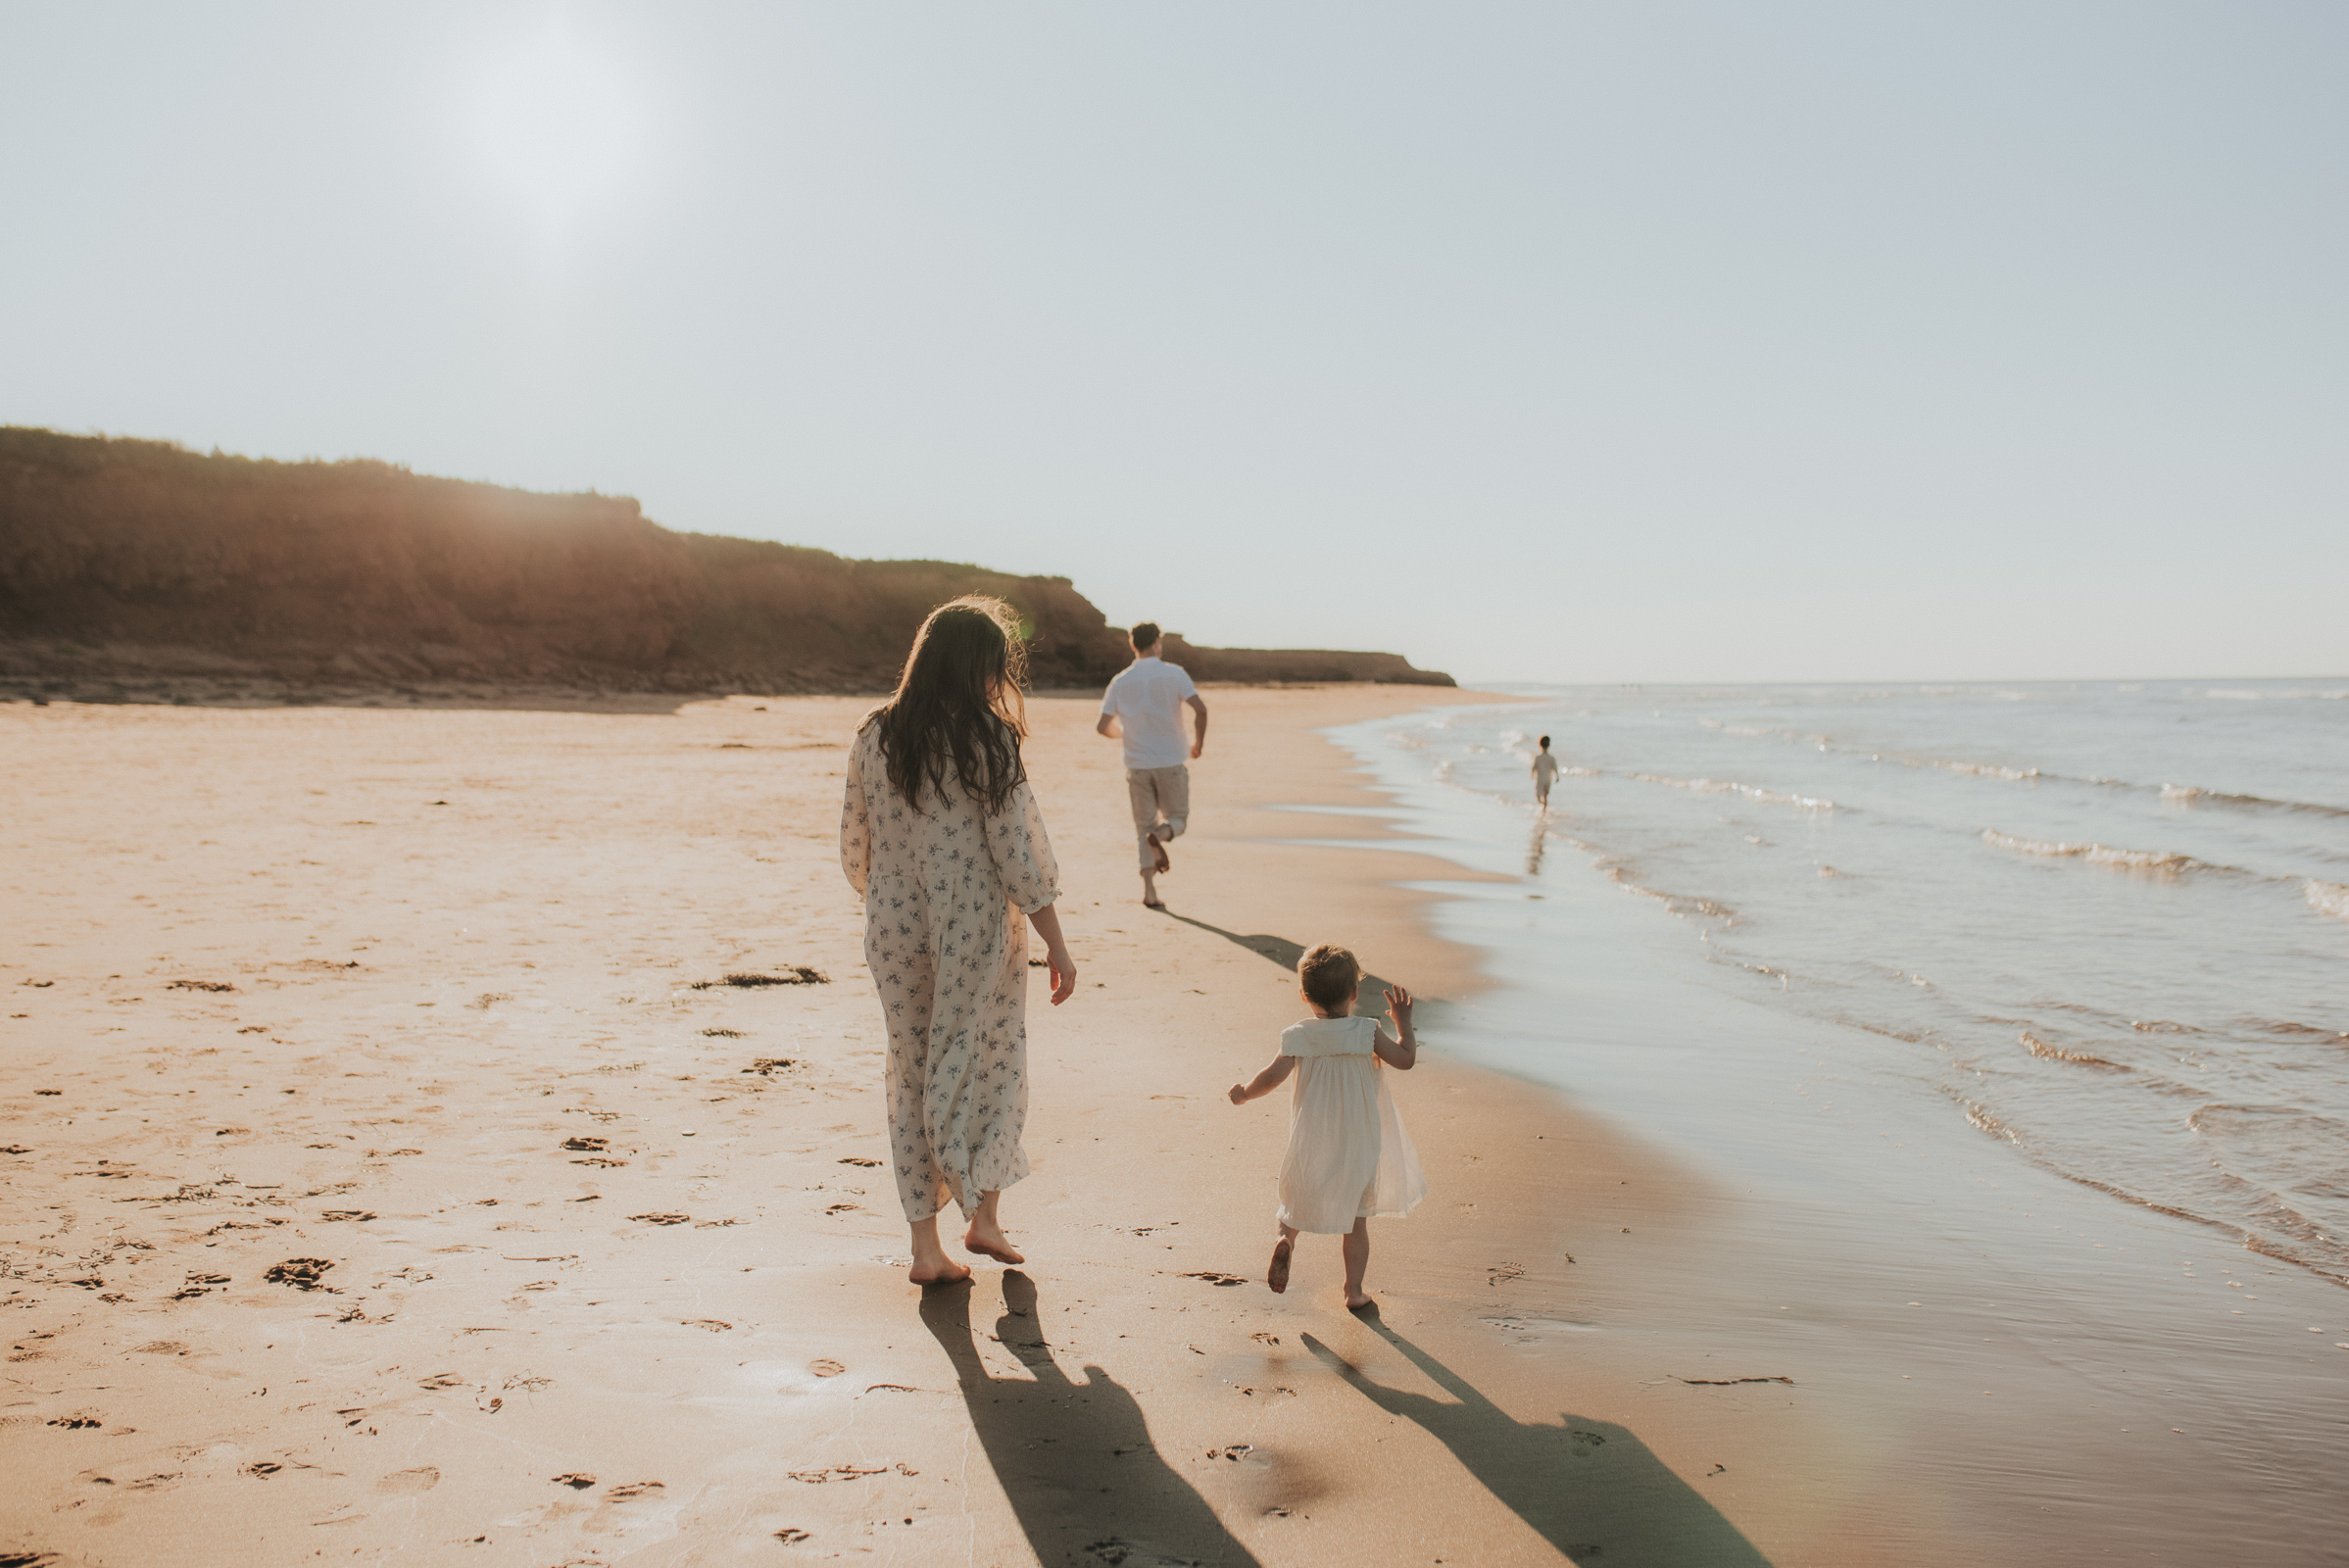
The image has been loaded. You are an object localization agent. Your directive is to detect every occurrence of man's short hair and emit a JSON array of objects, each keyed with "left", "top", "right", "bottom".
[
  {"left": 1297, "top": 944, "right": 1360, "bottom": 1010},
  {"left": 1130, "top": 622, "right": 1161, "bottom": 652}
]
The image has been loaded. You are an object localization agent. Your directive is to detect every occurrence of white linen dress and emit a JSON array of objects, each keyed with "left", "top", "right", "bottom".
[
  {"left": 840, "top": 721, "right": 1062, "bottom": 1224},
  {"left": 1275, "top": 1014, "right": 1429, "bottom": 1234}
]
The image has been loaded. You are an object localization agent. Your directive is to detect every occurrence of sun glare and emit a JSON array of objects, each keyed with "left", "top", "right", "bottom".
[{"left": 465, "top": 15, "right": 651, "bottom": 229}]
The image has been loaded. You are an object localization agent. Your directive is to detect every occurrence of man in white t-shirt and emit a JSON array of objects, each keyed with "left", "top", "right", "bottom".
[{"left": 1096, "top": 622, "right": 1208, "bottom": 908}]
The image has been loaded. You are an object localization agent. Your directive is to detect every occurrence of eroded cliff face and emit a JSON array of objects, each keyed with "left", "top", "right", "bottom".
[
  {"left": 1153, "top": 633, "right": 1452, "bottom": 687},
  {"left": 0, "top": 429, "right": 1130, "bottom": 697},
  {"left": 0, "top": 429, "right": 1452, "bottom": 702}
]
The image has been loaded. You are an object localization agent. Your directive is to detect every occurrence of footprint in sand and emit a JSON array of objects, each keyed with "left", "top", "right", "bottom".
[{"left": 376, "top": 1466, "right": 439, "bottom": 1494}]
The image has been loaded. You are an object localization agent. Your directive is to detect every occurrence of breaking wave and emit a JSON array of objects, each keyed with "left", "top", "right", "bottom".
[
  {"left": 1979, "top": 828, "right": 2233, "bottom": 877},
  {"left": 2020, "top": 1030, "right": 2129, "bottom": 1070},
  {"left": 1631, "top": 774, "right": 1835, "bottom": 812},
  {"left": 2161, "top": 784, "right": 2349, "bottom": 820}
]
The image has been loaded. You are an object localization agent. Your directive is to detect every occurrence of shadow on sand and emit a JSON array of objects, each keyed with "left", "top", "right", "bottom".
[
  {"left": 1302, "top": 1307, "right": 1773, "bottom": 1567},
  {"left": 920, "top": 1271, "right": 1262, "bottom": 1568},
  {"left": 1158, "top": 911, "right": 1403, "bottom": 1021}
]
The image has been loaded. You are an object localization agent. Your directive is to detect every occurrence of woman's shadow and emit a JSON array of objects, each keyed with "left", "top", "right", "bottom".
[
  {"left": 1302, "top": 1308, "right": 1773, "bottom": 1567},
  {"left": 920, "top": 1271, "right": 1263, "bottom": 1568}
]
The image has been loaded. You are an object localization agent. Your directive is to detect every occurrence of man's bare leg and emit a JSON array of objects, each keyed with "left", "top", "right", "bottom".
[
  {"left": 1342, "top": 1216, "right": 1372, "bottom": 1308},
  {"left": 907, "top": 1213, "right": 972, "bottom": 1287},
  {"left": 962, "top": 1189, "right": 1025, "bottom": 1264}
]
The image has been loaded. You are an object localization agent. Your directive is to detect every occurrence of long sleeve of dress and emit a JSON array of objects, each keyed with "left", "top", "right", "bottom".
[
  {"left": 840, "top": 729, "right": 873, "bottom": 899},
  {"left": 983, "top": 778, "right": 1062, "bottom": 915}
]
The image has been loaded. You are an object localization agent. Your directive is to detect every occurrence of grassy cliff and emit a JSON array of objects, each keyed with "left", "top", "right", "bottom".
[{"left": 0, "top": 428, "right": 1451, "bottom": 699}]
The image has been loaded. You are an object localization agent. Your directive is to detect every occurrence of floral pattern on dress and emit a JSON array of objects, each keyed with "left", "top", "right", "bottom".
[{"left": 841, "top": 719, "right": 1061, "bottom": 1223}]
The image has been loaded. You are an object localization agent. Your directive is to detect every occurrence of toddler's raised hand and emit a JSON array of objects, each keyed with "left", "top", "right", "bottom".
[{"left": 1384, "top": 984, "right": 1414, "bottom": 1022}]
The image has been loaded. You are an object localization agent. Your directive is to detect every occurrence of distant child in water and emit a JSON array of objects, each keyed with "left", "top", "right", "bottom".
[
  {"left": 1532, "top": 734, "right": 1561, "bottom": 810},
  {"left": 1228, "top": 944, "right": 1428, "bottom": 1307}
]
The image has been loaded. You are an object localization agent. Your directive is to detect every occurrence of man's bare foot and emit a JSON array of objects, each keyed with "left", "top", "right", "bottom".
[
  {"left": 1144, "top": 897, "right": 1166, "bottom": 909},
  {"left": 1345, "top": 1291, "right": 1375, "bottom": 1311},
  {"left": 963, "top": 1222, "right": 1025, "bottom": 1265},
  {"left": 1148, "top": 831, "right": 1171, "bottom": 873},
  {"left": 1267, "top": 1237, "right": 1293, "bottom": 1294}
]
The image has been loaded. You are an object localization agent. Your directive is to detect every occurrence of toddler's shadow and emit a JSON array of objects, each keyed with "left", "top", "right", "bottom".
[
  {"left": 920, "top": 1271, "right": 1262, "bottom": 1568},
  {"left": 1303, "top": 1307, "right": 1773, "bottom": 1566},
  {"left": 1159, "top": 912, "right": 1412, "bottom": 1022}
]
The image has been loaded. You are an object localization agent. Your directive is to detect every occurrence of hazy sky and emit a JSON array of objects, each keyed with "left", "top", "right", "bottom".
[{"left": 4, "top": 4, "right": 2342, "bottom": 683}]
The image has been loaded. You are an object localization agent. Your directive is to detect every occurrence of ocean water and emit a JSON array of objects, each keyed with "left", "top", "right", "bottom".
[{"left": 1331, "top": 680, "right": 2349, "bottom": 1287}]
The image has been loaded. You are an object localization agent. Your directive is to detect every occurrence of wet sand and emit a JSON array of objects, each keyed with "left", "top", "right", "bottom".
[{"left": 7, "top": 686, "right": 1963, "bottom": 1566}]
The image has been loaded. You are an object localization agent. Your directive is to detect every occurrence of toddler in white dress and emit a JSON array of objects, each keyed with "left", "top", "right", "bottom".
[{"left": 1228, "top": 944, "right": 1428, "bottom": 1307}]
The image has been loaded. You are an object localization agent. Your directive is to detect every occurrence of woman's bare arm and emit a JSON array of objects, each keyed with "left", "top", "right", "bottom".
[{"left": 1229, "top": 1054, "right": 1297, "bottom": 1104}]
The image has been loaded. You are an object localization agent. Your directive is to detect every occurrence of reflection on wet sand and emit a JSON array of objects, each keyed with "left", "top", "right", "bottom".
[
  {"left": 921, "top": 1270, "right": 1263, "bottom": 1567},
  {"left": 1305, "top": 1307, "right": 1771, "bottom": 1567}
]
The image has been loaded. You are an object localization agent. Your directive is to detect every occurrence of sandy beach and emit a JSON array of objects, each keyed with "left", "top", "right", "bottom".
[
  {"left": 21, "top": 684, "right": 2344, "bottom": 1566},
  {"left": 2, "top": 684, "right": 1874, "bottom": 1567}
]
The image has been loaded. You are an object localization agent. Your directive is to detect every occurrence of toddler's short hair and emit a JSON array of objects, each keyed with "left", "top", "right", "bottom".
[{"left": 1298, "top": 944, "right": 1360, "bottom": 1010}]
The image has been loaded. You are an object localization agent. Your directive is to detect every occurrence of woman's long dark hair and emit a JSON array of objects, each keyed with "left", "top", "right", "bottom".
[{"left": 867, "top": 595, "right": 1031, "bottom": 815}]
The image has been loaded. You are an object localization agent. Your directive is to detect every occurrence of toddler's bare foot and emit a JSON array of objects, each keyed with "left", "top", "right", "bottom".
[
  {"left": 963, "top": 1221, "right": 1025, "bottom": 1265},
  {"left": 1267, "top": 1237, "right": 1292, "bottom": 1294}
]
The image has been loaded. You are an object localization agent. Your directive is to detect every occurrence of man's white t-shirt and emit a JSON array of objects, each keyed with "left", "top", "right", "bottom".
[{"left": 1101, "top": 657, "right": 1199, "bottom": 770}]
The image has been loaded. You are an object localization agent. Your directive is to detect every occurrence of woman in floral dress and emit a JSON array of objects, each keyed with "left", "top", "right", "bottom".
[{"left": 841, "top": 596, "right": 1079, "bottom": 1286}]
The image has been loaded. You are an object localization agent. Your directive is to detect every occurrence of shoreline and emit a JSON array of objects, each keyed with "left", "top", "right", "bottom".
[{"left": 1309, "top": 699, "right": 2349, "bottom": 1566}]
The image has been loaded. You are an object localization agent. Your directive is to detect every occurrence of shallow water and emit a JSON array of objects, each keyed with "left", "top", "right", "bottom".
[{"left": 1330, "top": 680, "right": 2349, "bottom": 1284}]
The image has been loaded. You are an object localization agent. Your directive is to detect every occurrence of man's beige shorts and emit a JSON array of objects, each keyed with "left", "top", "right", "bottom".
[{"left": 1127, "top": 764, "right": 1190, "bottom": 869}]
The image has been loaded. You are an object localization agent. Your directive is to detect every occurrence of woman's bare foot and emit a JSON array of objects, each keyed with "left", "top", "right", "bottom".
[
  {"left": 1345, "top": 1291, "right": 1375, "bottom": 1311},
  {"left": 963, "top": 1219, "right": 1025, "bottom": 1265},
  {"left": 1267, "top": 1237, "right": 1293, "bottom": 1294},
  {"left": 907, "top": 1214, "right": 972, "bottom": 1286}
]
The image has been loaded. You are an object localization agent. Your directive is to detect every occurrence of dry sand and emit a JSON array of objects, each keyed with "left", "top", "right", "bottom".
[{"left": 4, "top": 687, "right": 1923, "bottom": 1567}]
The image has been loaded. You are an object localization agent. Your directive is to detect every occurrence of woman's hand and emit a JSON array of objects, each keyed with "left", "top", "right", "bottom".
[
  {"left": 1228, "top": 1083, "right": 1248, "bottom": 1105},
  {"left": 1026, "top": 904, "right": 1078, "bottom": 1004}
]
